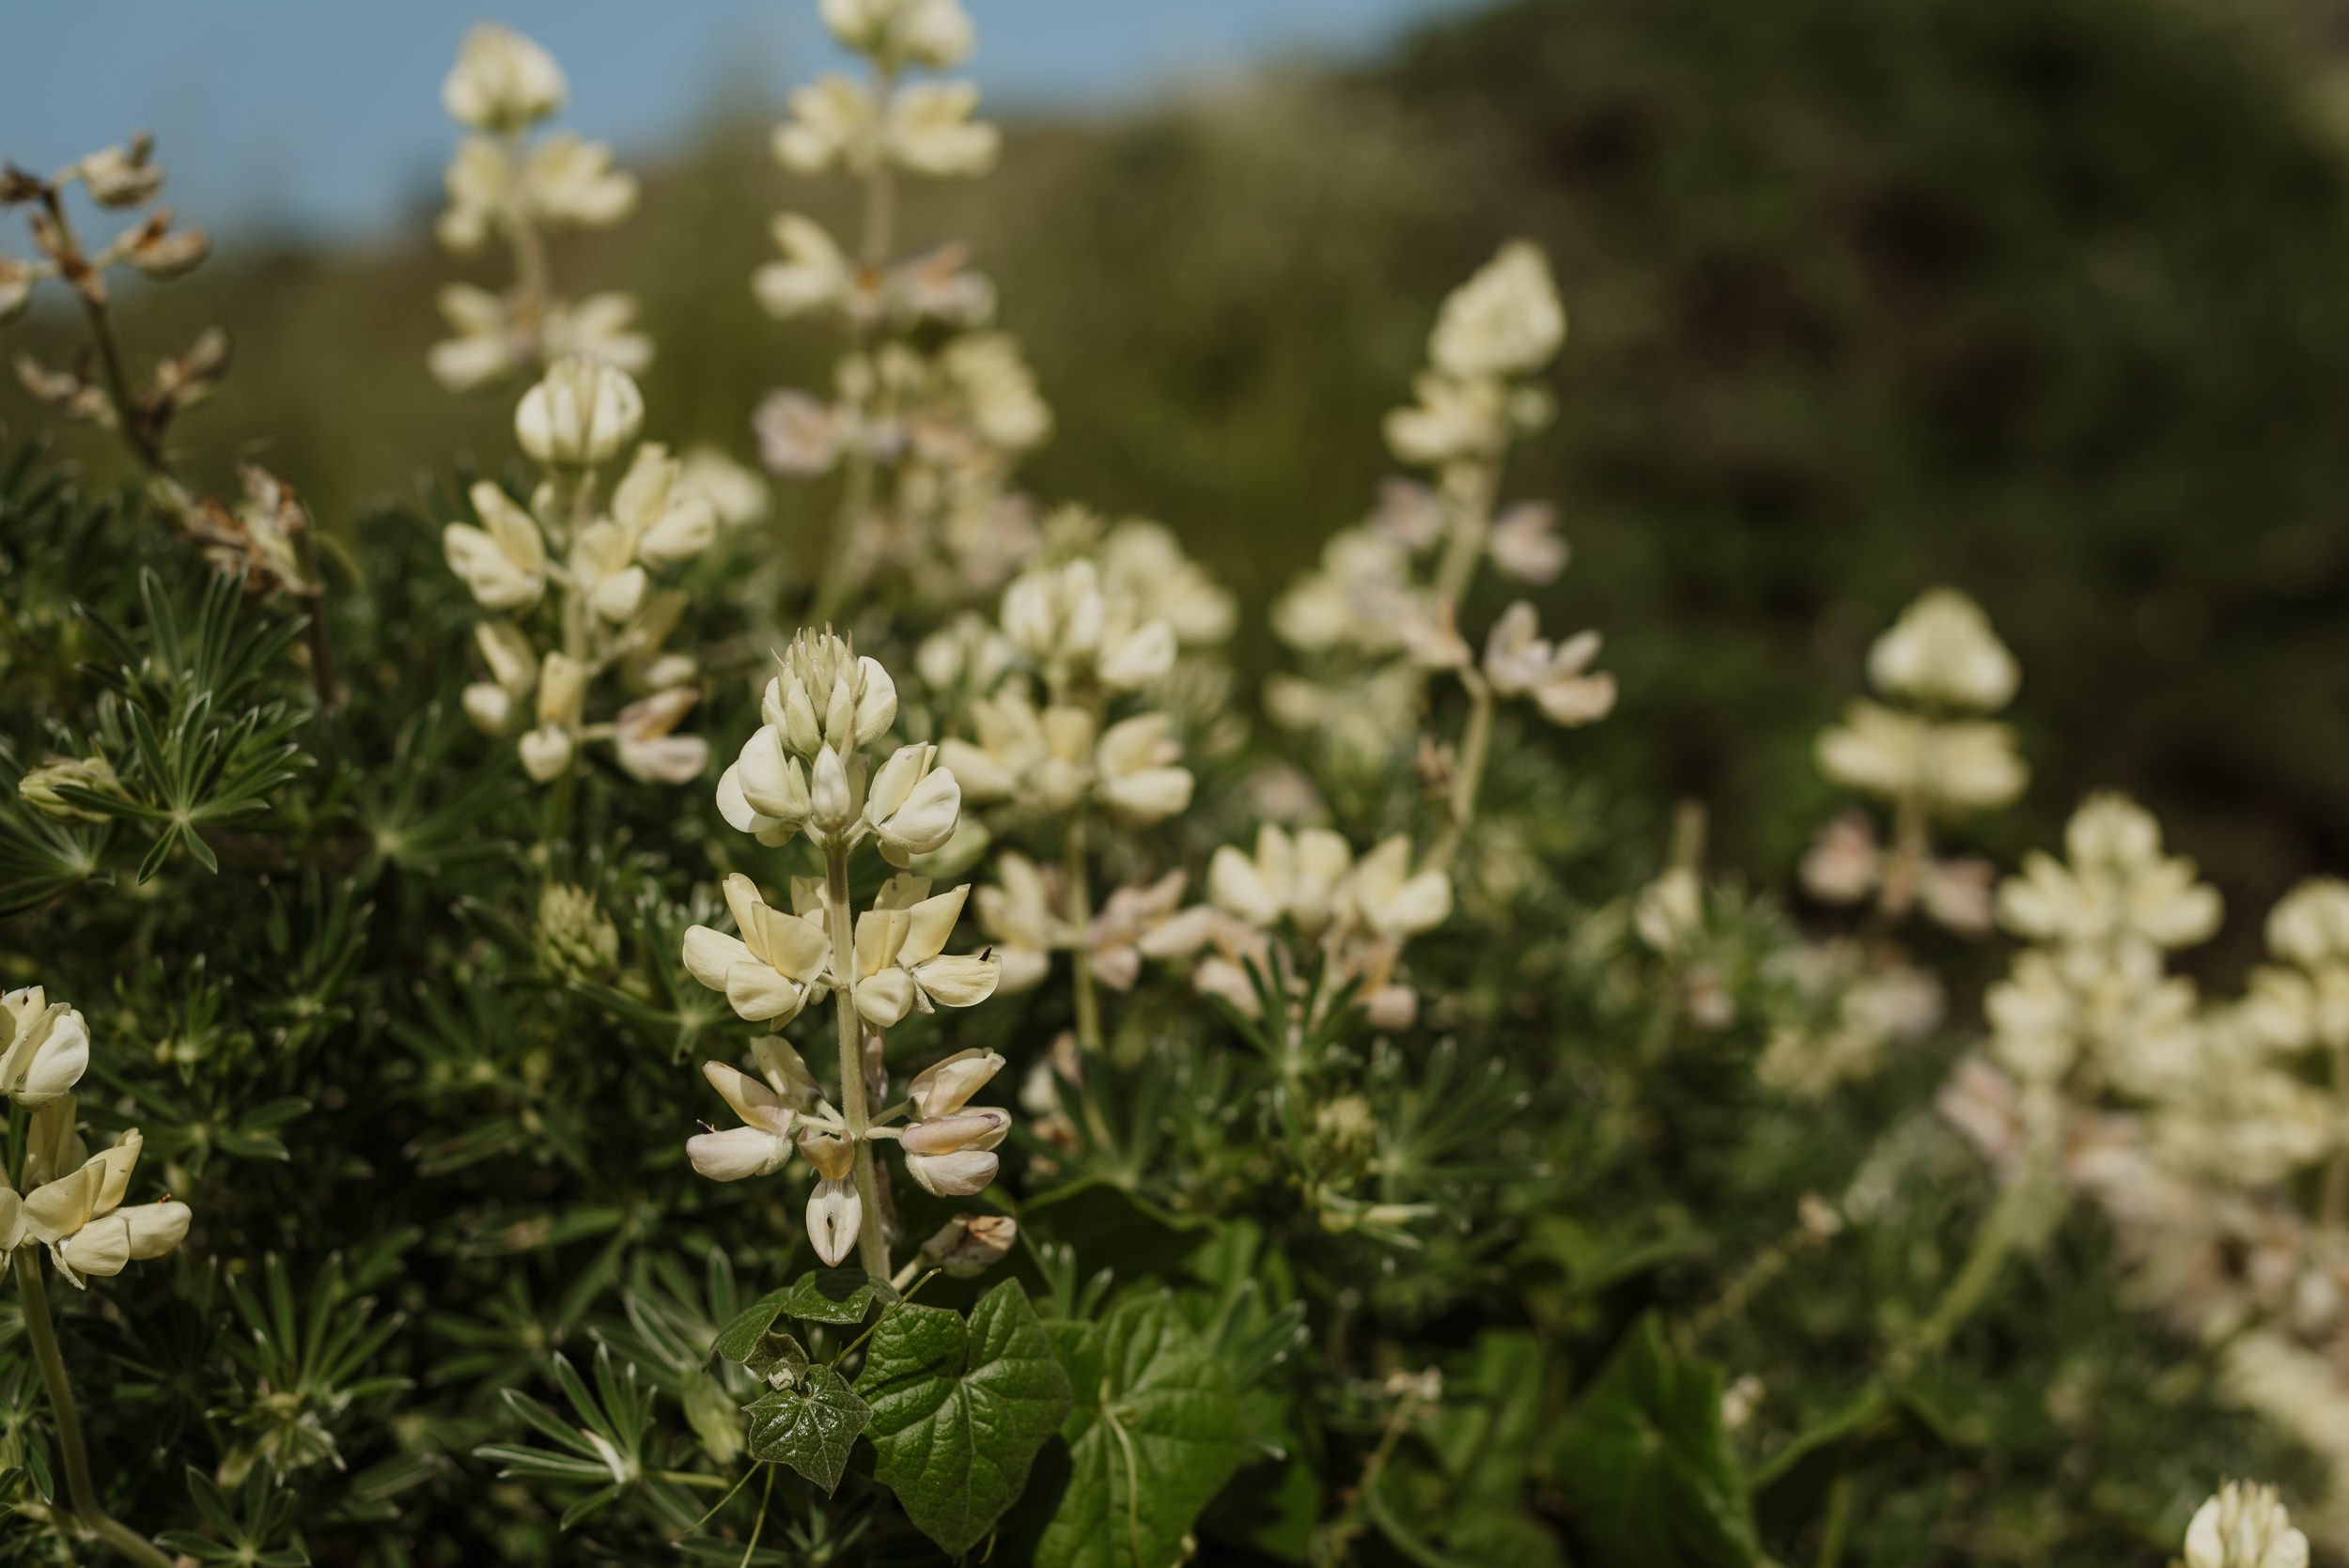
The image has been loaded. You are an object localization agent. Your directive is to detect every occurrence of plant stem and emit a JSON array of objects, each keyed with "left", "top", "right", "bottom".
[
  {"left": 1427, "top": 667, "right": 1494, "bottom": 872},
  {"left": 825, "top": 846, "right": 891, "bottom": 1279},
  {"left": 1063, "top": 812, "right": 1103, "bottom": 1054},
  {"left": 13, "top": 1251, "right": 173, "bottom": 1568},
  {"left": 1430, "top": 458, "right": 1497, "bottom": 611},
  {"left": 2324, "top": 1041, "right": 2349, "bottom": 1229}
]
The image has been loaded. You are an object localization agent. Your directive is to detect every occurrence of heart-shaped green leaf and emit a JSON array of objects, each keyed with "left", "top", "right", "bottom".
[
  {"left": 744, "top": 1363, "right": 872, "bottom": 1496},
  {"left": 856, "top": 1281, "right": 1073, "bottom": 1557}
]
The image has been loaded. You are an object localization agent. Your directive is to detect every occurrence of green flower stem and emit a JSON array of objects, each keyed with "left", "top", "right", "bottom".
[
  {"left": 826, "top": 846, "right": 892, "bottom": 1279},
  {"left": 1427, "top": 666, "right": 1494, "bottom": 873},
  {"left": 1063, "top": 812, "right": 1103, "bottom": 1055},
  {"left": 13, "top": 1250, "right": 173, "bottom": 1568}
]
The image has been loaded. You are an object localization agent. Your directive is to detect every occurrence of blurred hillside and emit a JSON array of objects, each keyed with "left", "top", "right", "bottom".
[{"left": 10, "top": 0, "right": 2349, "bottom": 956}]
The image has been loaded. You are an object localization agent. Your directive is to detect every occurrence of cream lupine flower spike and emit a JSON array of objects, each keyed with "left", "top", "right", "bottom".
[
  {"left": 0, "top": 999, "right": 190, "bottom": 1289},
  {"left": 445, "top": 359, "right": 713, "bottom": 785},
  {"left": 430, "top": 25, "right": 648, "bottom": 390},
  {"left": 684, "top": 633, "right": 1010, "bottom": 1267}
]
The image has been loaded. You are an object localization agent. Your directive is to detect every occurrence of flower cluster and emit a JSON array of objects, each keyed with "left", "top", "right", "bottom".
[
  {"left": 429, "top": 24, "right": 646, "bottom": 390},
  {"left": 444, "top": 358, "right": 714, "bottom": 784},
  {"left": 755, "top": 0, "right": 1052, "bottom": 611},
  {"left": 684, "top": 633, "right": 1008, "bottom": 1268},
  {"left": 0, "top": 987, "right": 190, "bottom": 1288}
]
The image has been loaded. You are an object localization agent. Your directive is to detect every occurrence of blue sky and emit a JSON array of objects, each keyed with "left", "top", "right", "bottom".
[{"left": 2, "top": 1, "right": 1478, "bottom": 241}]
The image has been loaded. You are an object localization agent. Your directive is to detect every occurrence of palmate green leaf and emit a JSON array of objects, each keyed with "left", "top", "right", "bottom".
[
  {"left": 744, "top": 1363, "right": 872, "bottom": 1495},
  {"left": 1033, "top": 1292, "right": 1255, "bottom": 1568},
  {"left": 1548, "top": 1313, "right": 1758, "bottom": 1568},
  {"left": 855, "top": 1280, "right": 1073, "bottom": 1558}
]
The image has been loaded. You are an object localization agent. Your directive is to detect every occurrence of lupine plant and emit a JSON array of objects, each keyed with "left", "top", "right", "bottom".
[{"left": 0, "top": 3, "right": 2341, "bottom": 1564}]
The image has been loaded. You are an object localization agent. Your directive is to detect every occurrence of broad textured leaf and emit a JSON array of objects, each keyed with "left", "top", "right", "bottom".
[
  {"left": 857, "top": 1280, "right": 1073, "bottom": 1557},
  {"left": 1549, "top": 1313, "right": 1757, "bottom": 1568},
  {"left": 1034, "top": 1292, "right": 1255, "bottom": 1568},
  {"left": 744, "top": 1364, "right": 871, "bottom": 1495}
]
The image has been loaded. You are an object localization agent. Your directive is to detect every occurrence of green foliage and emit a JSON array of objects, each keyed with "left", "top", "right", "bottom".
[
  {"left": 1551, "top": 1315, "right": 1758, "bottom": 1568},
  {"left": 1028, "top": 1291, "right": 1255, "bottom": 1568},
  {"left": 855, "top": 1281, "right": 1074, "bottom": 1557}
]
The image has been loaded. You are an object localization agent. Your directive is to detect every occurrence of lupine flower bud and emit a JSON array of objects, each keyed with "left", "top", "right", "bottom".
[
  {"left": 517, "top": 357, "right": 644, "bottom": 466},
  {"left": 2185, "top": 1483, "right": 2309, "bottom": 1568},
  {"left": 902, "top": 1114, "right": 1008, "bottom": 1198},
  {"left": 1429, "top": 241, "right": 1564, "bottom": 380},
  {"left": 806, "top": 1176, "right": 863, "bottom": 1265},
  {"left": 809, "top": 745, "right": 859, "bottom": 833},
  {"left": 764, "top": 630, "right": 898, "bottom": 761},
  {"left": 916, "top": 1213, "right": 1018, "bottom": 1278},
  {"left": 78, "top": 139, "right": 163, "bottom": 208},
  {"left": 18, "top": 755, "right": 120, "bottom": 823}
]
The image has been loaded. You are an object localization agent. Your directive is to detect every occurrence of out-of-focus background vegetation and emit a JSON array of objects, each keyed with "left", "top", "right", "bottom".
[{"left": 11, "top": 0, "right": 2349, "bottom": 968}]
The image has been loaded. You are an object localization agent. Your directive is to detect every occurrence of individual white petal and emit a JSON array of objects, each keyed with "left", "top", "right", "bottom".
[
  {"left": 687, "top": 1126, "right": 791, "bottom": 1182},
  {"left": 806, "top": 1176, "right": 863, "bottom": 1265},
  {"left": 907, "top": 1048, "right": 1005, "bottom": 1120},
  {"left": 903, "top": 1148, "right": 999, "bottom": 1198}
]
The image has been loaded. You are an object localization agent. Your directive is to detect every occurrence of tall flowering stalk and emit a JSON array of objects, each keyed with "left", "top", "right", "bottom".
[
  {"left": 682, "top": 631, "right": 1006, "bottom": 1277},
  {"left": 754, "top": 0, "right": 1053, "bottom": 618},
  {"left": 428, "top": 24, "right": 646, "bottom": 390}
]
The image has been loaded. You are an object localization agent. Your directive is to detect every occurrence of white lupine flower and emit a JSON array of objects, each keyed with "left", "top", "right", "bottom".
[
  {"left": 2267, "top": 877, "right": 2349, "bottom": 970},
  {"left": 806, "top": 1176, "right": 863, "bottom": 1265},
  {"left": 863, "top": 743, "right": 963, "bottom": 865},
  {"left": 443, "top": 482, "right": 546, "bottom": 612},
  {"left": 917, "top": 613, "right": 1019, "bottom": 695},
  {"left": 719, "top": 725, "right": 813, "bottom": 846},
  {"left": 677, "top": 446, "right": 771, "bottom": 529},
  {"left": 1343, "top": 838, "right": 1453, "bottom": 939},
  {"left": 684, "top": 874, "right": 834, "bottom": 1024},
  {"left": 1997, "top": 794, "right": 2220, "bottom": 955},
  {"left": 1094, "top": 713, "right": 1193, "bottom": 827},
  {"left": 1815, "top": 701, "right": 2026, "bottom": 814},
  {"left": 2184, "top": 1483, "right": 2309, "bottom": 1568},
  {"left": 0, "top": 989, "right": 89, "bottom": 1109},
  {"left": 685, "top": 1059, "right": 802, "bottom": 1182},
  {"left": 612, "top": 690, "right": 707, "bottom": 784},
  {"left": 907, "top": 1048, "right": 1006, "bottom": 1119},
  {"left": 569, "top": 520, "right": 648, "bottom": 623},
  {"left": 1001, "top": 560, "right": 1174, "bottom": 691},
  {"left": 1866, "top": 589, "right": 2018, "bottom": 713},
  {"left": 848, "top": 877, "right": 1001, "bottom": 1029},
  {"left": 755, "top": 214, "right": 852, "bottom": 320},
  {"left": 753, "top": 389, "right": 856, "bottom": 476},
  {"left": 438, "top": 134, "right": 637, "bottom": 253},
  {"left": 460, "top": 621, "right": 537, "bottom": 737},
  {"left": 822, "top": 0, "right": 976, "bottom": 69},
  {"left": 3, "top": 1116, "right": 190, "bottom": 1289},
  {"left": 885, "top": 83, "right": 999, "bottom": 178},
  {"left": 612, "top": 443, "right": 718, "bottom": 567},
  {"left": 1098, "top": 520, "right": 1237, "bottom": 646},
  {"left": 428, "top": 287, "right": 652, "bottom": 392},
  {"left": 938, "top": 334, "right": 1050, "bottom": 450},
  {"left": 519, "top": 653, "right": 586, "bottom": 784},
  {"left": 901, "top": 1106, "right": 1009, "bottom": 1196},
  {"left": 1482, "top": 601, "right": 1616, "bottom": 726},
  {"left": 517, "top": 358, "right": 645, "bottom": 467},
  {"left": 1272, "top": 529, "right": 1418, "bottom": 655},
  {"left": 443, "top": 24, "right": 566, "bottom": 132},
  {"left": 774, "top": 75, "right": 879, "bottom": 174},
  {"left": 1487, "top": 501, "right": 1568, "bottom": 583},
  {"left": 1089, "top": 872, "right": 1217, "bottom": 989},
  {"left": 1384, "top": 373, "right": 1511, "bottom": 467},
  {"left": 1210, "top": 825, "right": 1355, "bottom": 939},
  {"left": 1429, "top": 241, "right": 1565, "bottom": 381},
  {"left": 974, "top": 857, "right": 1059, "bottom": 992}
]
